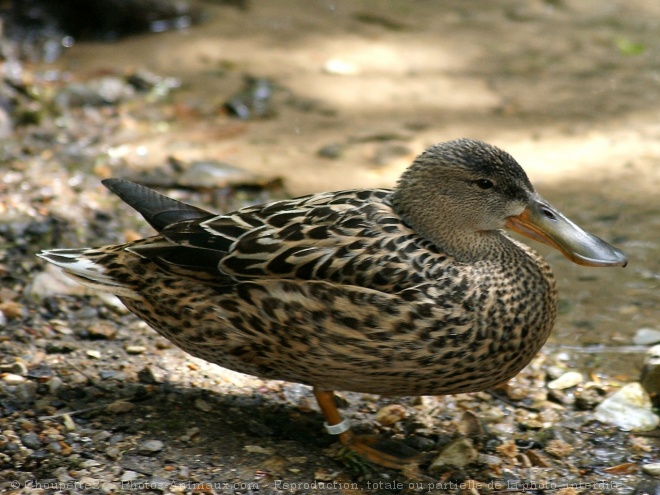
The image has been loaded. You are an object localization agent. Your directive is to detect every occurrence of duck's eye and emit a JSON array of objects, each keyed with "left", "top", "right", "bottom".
[{"left": 475, "top": 179, "right": 494, "bottom": 190}]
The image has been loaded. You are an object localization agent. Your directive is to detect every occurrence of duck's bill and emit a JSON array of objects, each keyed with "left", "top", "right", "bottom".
[{"left": 505, "top": 195, "right": 628, "bottom": 267}]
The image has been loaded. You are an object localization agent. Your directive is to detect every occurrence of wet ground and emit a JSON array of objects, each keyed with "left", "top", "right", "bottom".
[{"left": 1, "top": 1, "right": 659, "bottom": 494}]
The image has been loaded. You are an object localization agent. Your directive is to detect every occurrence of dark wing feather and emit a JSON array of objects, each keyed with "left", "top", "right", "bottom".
[{"left": 103, "top": 178, "right": 213, "bottom": 232}]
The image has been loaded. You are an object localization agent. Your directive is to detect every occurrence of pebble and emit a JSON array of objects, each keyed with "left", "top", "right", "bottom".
[
  {"left": 430, "top": 438, "right": 478, "bottom": 470},
  {"left": 106, "top": 400, "right": 135, "bottom": 414},
  {"left": 594, "top": 382, "right": 660, "bottom": 431},
  {"left": 374, "top": 404, "right": 407, "bottom": 426},
  {"left": 323, "top": 58, "right": 361, "bottom": 75},
  {"left": 106, "top": 446, "right": 121, "bottom": 460},
  {"left": 137, "top": 366, "right": 160, "bottom": 384},
  {"left": 125, "top": 345, "right": 147, "bottom": 355},
  {"left": 2, "top": 373, "right": 26, "bottom": 385},
  {"left": 7, "top": 361, "right": 28, "bottom": 376},
  {"left": 87, "top": 321, "right": 118, "bottom": 339},
  {"left": 21, "top": 432, "right": 42, "bottom": 449},
  {"left": 641, "top": 345, "right": 660, "bottom": 401},
  {"left": 642, "top": 463, "right": 660, "bottom": 476},
  {"left": 178, "top": 161, "right": 259, "bottom": 188},
  {"left": 634, "top": 480, "right": 660, "bottom": 495},
  {"left": 121, "top": 470, "right": 139, "bottom": 482},
  {"left": 633, "top": 328, "right": 660, "bottom": 345},
  {"left": 548, "top": 371, "right": 583, "bottom": 390},
  {"left": 244, "top": 445, "right": 275, "bottom": 455},
  {"left": 194, "top": 398, "right": 213, "bottom": 412},
  {"left": 138, "top": 439, "right": 165, "bottom": 455}
]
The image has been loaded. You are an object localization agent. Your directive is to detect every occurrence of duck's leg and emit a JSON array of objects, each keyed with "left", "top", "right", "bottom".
[{"left": 313, "top": 388, "right": 420, "bottom": 469}]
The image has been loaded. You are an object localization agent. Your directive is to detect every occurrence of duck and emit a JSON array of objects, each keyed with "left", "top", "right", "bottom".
[{"left": 38, "top": 138, "right": 627, "bottom": 468}]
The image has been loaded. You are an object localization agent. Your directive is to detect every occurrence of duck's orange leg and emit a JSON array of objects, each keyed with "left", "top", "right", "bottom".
[{"left": 313, "top": 388, "right": 420, "bottom": 469}]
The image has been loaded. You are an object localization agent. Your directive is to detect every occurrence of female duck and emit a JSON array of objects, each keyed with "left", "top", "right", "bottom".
[{"left": 39, "top": 139, "right": 627, "bottom": 468}]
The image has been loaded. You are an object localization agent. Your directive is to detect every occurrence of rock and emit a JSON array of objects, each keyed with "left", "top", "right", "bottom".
[
  {"left": 178, "top": 161, "right": 259, "bottom": 188},
  {"left": 594, "top": 383, "right": 660, "bottom": 431},
  {"left": 138, "top": 439, "right": 165, "bottom": 455},
  {"left": 547, "top": 371, "right": 583, "bottom": 390},
  {"left": 633, "top": 328, "right": 660, "bottom": 345},
  {"left": 21, "top": 432, "right": 42, "bottom": 449},
  {"left": 87, "top": 321, "right": 118, "bottom": 340},
  {"left": 244, "top": 445, "right": 275, "bottom": 455},
  {"left": 121, "top": 470, "right": 139, "bottom": 482},
  {"left": 106, "top": 400, "right": 135, "bottom": 414},
  {"left": 323, "top": 58, "right": 361, "bottom": 76},
  {"left": 430, "top": 438, "right": 478, "bottom": 470},
  {"left": 641, "top": 345, "right": 660, "bottom": 403},
  {"left": 642, "top": 463, "right": 660, "bottom": 476},
  {"left": 2, "top": 373, "right": 26, "bottom": 385},
  {"left": 634, "top": 480, "right": 660, "bottom": 495},
  {"left": 374, "top": 404, "right": 407, "bottom": 426},
  {"left": 125, "top": 345, "right": 147, "bottom": 355},
  {"left": 194, "top": 398, "right": 213, "bottom": 412}
]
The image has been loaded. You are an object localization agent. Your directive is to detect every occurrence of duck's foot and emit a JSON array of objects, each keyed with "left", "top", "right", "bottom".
[
  {"left": 340, "top": 433, "right": 421, "bottom": 470},
  {"left": 313, "top": 388, "right": 421, "bottom": 470}
]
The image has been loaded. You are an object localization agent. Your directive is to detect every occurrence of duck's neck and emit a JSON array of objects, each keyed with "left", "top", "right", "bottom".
[
  {"left": 426, "top": 228, "right": 510, "bottom": 263},
  {"left": 389, "top": 192, "right": 508, "bottom": 263}
]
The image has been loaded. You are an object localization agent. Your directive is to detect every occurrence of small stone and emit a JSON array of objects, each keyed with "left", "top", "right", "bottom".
[
  {"left": 2, "top": 373, "right": 26, "bottom": 385},
  {"left": 86, "top": 350, "right": 102, "bottom": 359},
  {"left": 548, "top": 371, "right": 583, "bottom": 390},
  {"left": 62, "top": 413, "right": 76, "bottom": 431},
  {"left": 545, "top": 439, "right": 573, "bottom": 458},
  {"left": 633, "top": 328, "right": 660, "bottom": 345},
  {"left": 642, "top": 463, "right": 660, "bottom": 476},
  {"left": 21, "top": 432, "right": 42, "bottom": 449},
  {"left": 93, "top": 430, "right": 112, "bottom": 442},
  {"left": 641, "top": 345, "right": 660, "bottom": 403},
  {"left": 9, "top": 361, "right": 28, "bottom": 376},
  {"left": 138, "top": 439, "right": 165, "bottom": 455},
  {"left": 106, "top": 446, "right": 121, "bottom": 460},
  {"left": 374, "top": 404, "right": 407, "bottom": 426},
  {"left": 244, "top": 445, "right": 275, "bottom": 455},
  {"left": 121, "top": 470, "right": 139, "bottom": 482},
  {"left": 634, "top": 480, "right": 660, "bottom": 495},
  {"left": 106, "top": 400, "right": 135, "bottom": 414},
  {"left": 14, "top": 381, "right": 38, "bottom": 402},
  {"left": 87, "top": 321, "right": 118, "bottom": 340},
  {"left": 430, "top": 438, "right": 478, "bottom": 469},
  {"left": 194, "top": 398, "right": 213, "bottom": 412},
  {"left": 314, "top": 470, "right": 337, "bottom": 481},
  {"left": 137, "top": 367, "right": 160, "bottom": 384},
  {"left": 323, "top": 58, "right": 361, "bottom": 76},
  {"left": 317, "top": 143, "right": 344, "bottom": 159},
  {"left": 125, "top": 345, "right": 147, "bottom": 355},
  {"left": 0, "top": 300, "right": 26, "bottom": 319},
  {"left": 594, "top": 382, "right": 660, "bottom": 431},
  {"left": 575, "top": 388, "right": 604, "bottom": 410}
]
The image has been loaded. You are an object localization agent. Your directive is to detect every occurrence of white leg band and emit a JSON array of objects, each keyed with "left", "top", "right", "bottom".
[{"left": 324, "top": 419, "right": 351, "bottom": 435}]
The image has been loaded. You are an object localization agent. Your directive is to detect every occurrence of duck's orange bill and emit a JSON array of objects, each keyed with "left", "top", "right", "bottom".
[{"left": 505, "top": 195, "right": 628, "bottom": 267}]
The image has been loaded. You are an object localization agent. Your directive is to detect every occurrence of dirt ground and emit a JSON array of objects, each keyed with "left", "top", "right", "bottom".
[{"left": 1, "top": 0, "right": 659, "bottom": 494}]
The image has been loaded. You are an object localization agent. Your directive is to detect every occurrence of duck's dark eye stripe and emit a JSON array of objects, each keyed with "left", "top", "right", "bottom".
[{"left": 475, "top": 179, "right": 494, "bottom": 189}]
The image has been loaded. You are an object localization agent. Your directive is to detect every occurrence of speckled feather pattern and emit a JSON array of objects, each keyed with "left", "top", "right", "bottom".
[{"left": 45, "top": 187, "right": 557, "bottom": 396}]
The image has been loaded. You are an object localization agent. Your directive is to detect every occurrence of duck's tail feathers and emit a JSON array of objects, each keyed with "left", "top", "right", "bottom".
[
  {"left": 37, "top": 248, "right": 139, "bottom": 299},
  {"left": 102, "top": 178, "right": 213, "bottom": 232}
]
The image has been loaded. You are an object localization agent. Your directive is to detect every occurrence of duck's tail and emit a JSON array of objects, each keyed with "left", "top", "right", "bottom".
[{"left": 37, "top": 248, "right": 139, "bottom": 298}]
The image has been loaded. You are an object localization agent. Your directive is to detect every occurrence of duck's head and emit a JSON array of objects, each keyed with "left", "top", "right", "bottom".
[{"left": 391, "top": 138, "right": 627, "bottom": 267}]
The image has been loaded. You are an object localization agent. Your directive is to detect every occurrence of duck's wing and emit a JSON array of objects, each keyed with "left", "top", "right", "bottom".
[
  {"left": 158, "top": 188, "right": 432, "bottom": 291},
  {"left": 106, "top": 179, "right": 427, "bottom": 290}
]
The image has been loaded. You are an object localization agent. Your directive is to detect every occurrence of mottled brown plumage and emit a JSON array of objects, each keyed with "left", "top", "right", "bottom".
[{"left": 39, "top": 138, "right": 627, "bottom": 467}]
